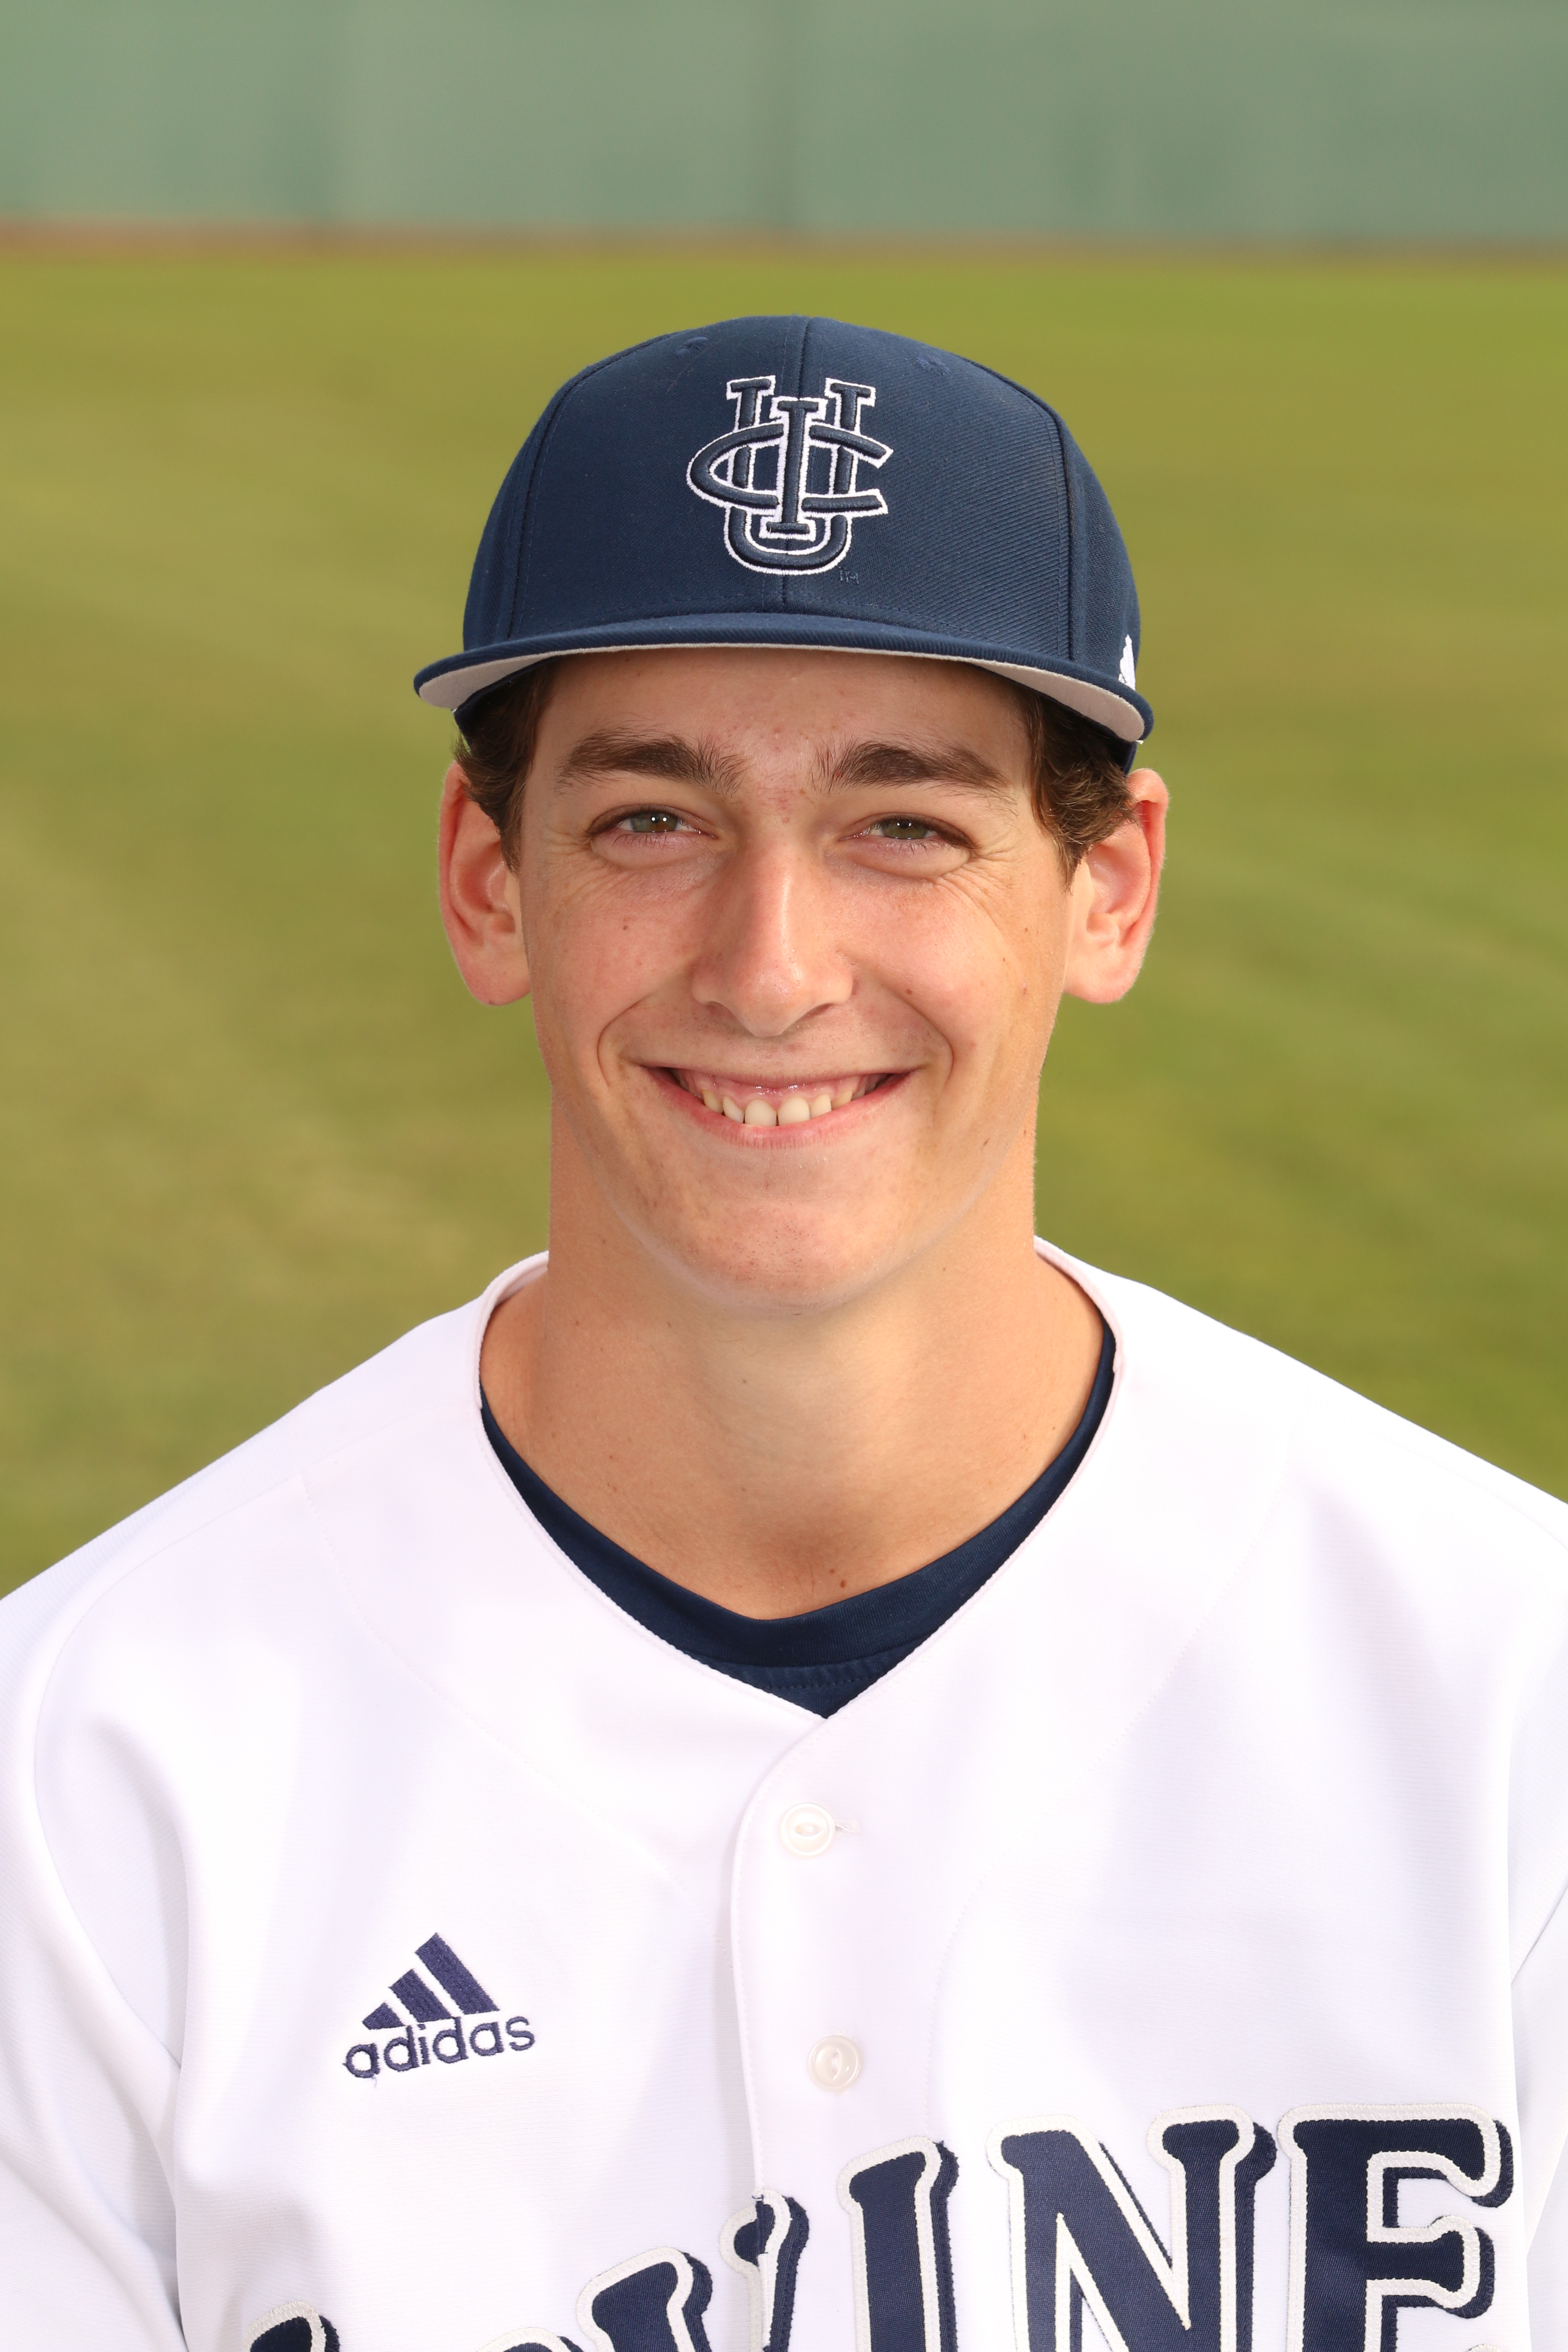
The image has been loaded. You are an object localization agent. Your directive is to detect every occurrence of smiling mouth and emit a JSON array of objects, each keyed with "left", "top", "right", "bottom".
[{"left": 670, "top": 1070, "right": 894, "bottom": 1129}]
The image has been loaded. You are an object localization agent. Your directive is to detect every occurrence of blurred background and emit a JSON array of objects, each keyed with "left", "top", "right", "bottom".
[
  {"left": 5, "top": 0, "right": 1567, "bottom": 239},
  {"left": 1, "top": 4, "right": 1565, "bottom": 1592}
]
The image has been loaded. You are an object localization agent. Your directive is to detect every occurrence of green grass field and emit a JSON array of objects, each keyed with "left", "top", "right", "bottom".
[{"left": 1, "top": 244, "right": 1564, "bottom": 1590}]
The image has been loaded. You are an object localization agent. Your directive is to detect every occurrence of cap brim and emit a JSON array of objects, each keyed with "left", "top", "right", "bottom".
[{"left": 414, "top": 618, "right": 1151, "bottom": 748}]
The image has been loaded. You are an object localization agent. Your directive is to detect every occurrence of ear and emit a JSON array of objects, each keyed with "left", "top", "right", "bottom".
[
  {"left": 437, "top": 762, "right": 532, "bottom": 1005},
  {"left": 1061, "top": 769, "right": 1168, "bottom": 1005}
]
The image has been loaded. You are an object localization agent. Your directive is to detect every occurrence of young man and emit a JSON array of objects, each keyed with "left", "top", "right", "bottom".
[{"left": 0, "top": 317, "right": 1564, "bottom": 2352}]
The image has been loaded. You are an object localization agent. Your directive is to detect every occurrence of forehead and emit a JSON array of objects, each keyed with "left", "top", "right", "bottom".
[{"left": 534, "top": 645, "right": 1032, "bottom": 769}]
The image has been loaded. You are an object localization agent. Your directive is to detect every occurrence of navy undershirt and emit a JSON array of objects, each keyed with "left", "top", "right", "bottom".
[{"left": 481, "top": 1318, "right": 1115, "bottom": 1718}]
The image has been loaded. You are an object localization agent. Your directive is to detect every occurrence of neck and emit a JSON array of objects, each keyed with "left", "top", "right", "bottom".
[{"left": 480, "top": 1123, "right": 1102, "bottom": 1619}]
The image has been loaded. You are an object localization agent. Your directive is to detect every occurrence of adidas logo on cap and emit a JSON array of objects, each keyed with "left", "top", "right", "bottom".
[{"left": 343, "top": 1933, "right": 535, "bottom": 2080}]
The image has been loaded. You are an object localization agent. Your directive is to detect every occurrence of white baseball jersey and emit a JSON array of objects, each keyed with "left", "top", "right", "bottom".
[{"left": 2, "top": 1245, "right": 1565, "bottom": 2352}]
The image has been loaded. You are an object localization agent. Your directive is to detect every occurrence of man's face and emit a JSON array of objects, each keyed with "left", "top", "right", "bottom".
[{"left": 495, "top": 648, "right": 1117, "bottom": 1311}]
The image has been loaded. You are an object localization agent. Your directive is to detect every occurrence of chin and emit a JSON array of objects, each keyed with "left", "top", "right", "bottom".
[{"left": 637, "top": 1203, "right": 920, "bottom": 1319}]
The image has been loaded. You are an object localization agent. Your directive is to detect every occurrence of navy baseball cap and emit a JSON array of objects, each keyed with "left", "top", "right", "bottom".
[{"left": 415, "top": 315, "right": 1152, "bottom": 761}]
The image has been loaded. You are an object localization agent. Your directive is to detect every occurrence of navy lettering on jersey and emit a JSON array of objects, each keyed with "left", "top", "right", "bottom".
[
  {"left": 988, "top": 2107, "right": 1276, "bottom": 2352},
  {"left": 578, "top": 2248, "right": 715, "bottom": 2352},
  {"left": 1280, "top": 2107, "right": 1513, "bottom": 2352},
  {"left": 839, "top": 2137, "right": 960, "bottom": 2352},
  {"left": 248, "top": 2307, "right": 341, "bottom": 2352},
  {"left": 432, "top": 2020, "right": 469, "bottom": 2064},
  {"left": 720, "top": 2187, "right": 809, "bottom": 2352}
]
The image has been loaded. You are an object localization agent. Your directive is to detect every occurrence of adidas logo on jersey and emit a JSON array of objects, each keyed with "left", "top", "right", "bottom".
[{"left": 342, "top": 1932, "right": 535, "bottom": 2081}]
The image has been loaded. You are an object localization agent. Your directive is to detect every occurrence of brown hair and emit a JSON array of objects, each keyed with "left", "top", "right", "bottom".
[{"left": 453, "top": 656, "right": 1136, "bottom": 873}]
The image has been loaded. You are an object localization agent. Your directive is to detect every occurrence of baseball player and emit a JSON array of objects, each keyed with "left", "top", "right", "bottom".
[{"left": 1, "top": 316, "right": 1565, "bottom": 2352}]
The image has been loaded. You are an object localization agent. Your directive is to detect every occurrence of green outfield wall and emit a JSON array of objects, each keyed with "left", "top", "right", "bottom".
[{"left": 2, "top": 0, "right": 1565, "bottom": 236}]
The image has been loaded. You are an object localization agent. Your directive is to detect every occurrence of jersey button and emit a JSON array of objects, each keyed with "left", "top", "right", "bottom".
[
  {"left": 807, "top": 2035, "right": 862, "bottom": 2091},
  {"left": 779, "top": 1803, "right": 836, "bottom": 1857}
]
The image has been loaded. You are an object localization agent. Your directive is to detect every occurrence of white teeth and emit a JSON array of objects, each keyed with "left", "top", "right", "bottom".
[{"left": 689, "top": 1074, "right": 887, "bottom": 1127}]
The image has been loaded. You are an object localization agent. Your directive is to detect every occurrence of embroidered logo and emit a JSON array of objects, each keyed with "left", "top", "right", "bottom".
[
  {"left": 1118, "top": 634, "right": 1137, "bottom": 689},
  {"left": 342, "top": 1932, "right": 535, "bottom": 2080},
  {"left": 686, "top": 375, "right": 892, "bottom": 575}
]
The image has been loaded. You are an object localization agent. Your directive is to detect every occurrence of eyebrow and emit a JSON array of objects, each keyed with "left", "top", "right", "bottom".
[
  {"left": 818, "top": 739, "right": 1011, "bottom": 794},
  {"left": 556, "top": 729, "right": 1013, "bottom": 799},
  {"left": 556, "top": 732, "right": 745, "bottom": 794}
]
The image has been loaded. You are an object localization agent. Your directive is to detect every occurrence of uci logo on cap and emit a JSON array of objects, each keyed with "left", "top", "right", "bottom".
[{"left": 686, "top": 374, "right": 892, "bottom": 575}]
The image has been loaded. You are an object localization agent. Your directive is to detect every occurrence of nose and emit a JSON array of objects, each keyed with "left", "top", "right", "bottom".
[{"left": 689, "top": 843, "right": 853, "bottom": 1037}]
